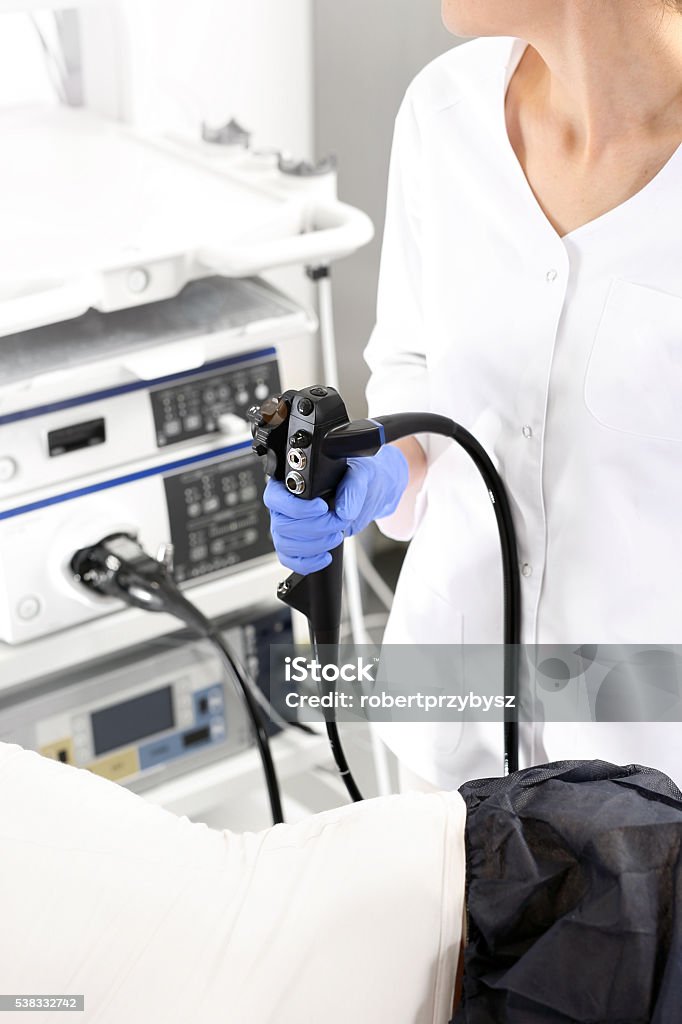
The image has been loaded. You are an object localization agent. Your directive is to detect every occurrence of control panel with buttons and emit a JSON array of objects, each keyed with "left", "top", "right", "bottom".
[
  {"left": 151, "top": 356, "right": 280, "bottom": 448},
  {"left": 38, "top": 670, "right": 231, "bottom": 785},
  {"left": 0, "top": 605, "right": 296, "bottom": 790},
  {"left": 164, "top": 452, "right": 273, "bottom": 583}
]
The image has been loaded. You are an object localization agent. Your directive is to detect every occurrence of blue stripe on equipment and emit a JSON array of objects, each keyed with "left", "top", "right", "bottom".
[
  {"left": 0, "top": 441, "right": 253, "bottom": 522},
  {"left": 0, "top": 348, "right": 277, "bottom": 427},
  {"left": 370, "top": 420, "right": 386, "bottom": 448}
]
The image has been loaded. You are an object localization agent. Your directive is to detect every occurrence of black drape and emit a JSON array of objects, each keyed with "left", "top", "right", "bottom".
[{"left": 453, "top": 760, "right": 682, "bottom": 1023}]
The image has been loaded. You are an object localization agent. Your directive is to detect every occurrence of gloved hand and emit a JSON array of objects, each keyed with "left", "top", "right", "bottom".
[{"left": 263, "top": 445, "right": 409, "bottom": 575}]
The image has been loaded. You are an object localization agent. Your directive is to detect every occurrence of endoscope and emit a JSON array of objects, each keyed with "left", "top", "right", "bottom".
[
  {"left": 71, "top": 533, "right": 284, "bottom": 825},
  {"left": 248, "top": 386, "right": 522, "bottom": 802}
]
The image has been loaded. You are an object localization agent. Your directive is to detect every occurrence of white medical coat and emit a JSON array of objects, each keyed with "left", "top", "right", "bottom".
[{"left": 365, "top": 37, "right": 682, "bottom": 788}]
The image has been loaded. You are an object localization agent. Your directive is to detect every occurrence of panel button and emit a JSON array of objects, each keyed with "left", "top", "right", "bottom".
[
  {"left": 17, "top": 595, "right": 41, "bottom": 620},
  {"left": 521, "top": 563, "right": 533, "bottom": 578},
  {"left": 127, "top": 267, "right": 150, "bottom": 293},
  {"left": 522, "top": 426, "right": 533, "bottom": 439},
  {"left": 39, "top": 737, "right": 75, "bottom": 765},
  {"left": 139, "top": 735, "right": 185, "bottom": 771},
  {"left": 0, "top": 456, "right": 17, "bottom": 482},
  {"left": 218, "top": 413, "right": 248, "bottom": 437},
  {"left": 89, "top": 747, "right": 140, "bottom": 782},
  {"left": 546, "top": 269, "right": 558, "bottom": 283}
]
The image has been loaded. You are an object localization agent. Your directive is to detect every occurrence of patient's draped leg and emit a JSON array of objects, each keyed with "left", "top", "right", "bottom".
[
  {"left": 0, "top": 742, "right": 466, "bottom": 1024},
  {"left": 454, "top": 760, "right": 682, "bottom": 1023}
]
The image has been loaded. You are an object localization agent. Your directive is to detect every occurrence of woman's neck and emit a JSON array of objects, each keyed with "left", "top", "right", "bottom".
[{"left": 521, "top": 3, "right": 682, "bottom": 155}]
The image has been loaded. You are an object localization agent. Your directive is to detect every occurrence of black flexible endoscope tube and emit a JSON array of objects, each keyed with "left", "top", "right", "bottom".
[
  {"left": 207, "top": 629, "right": 285, "bottom": 823},
  {"left": 377, "top": 414, "right": 521, "bottom": 774},
  {"left": 308, "top": 628, "right": 364, "bottom": 803},
  {"left": 72, "top": 535, "right": 285, "bottom": 822},
  {"left": 158, "top": 585, "right": 285, "bottom": 823},
  {"left": 324, "top": 722, "right": 363, "bottom": 801},
  {"left": 323, "top": 411, "right": 522, "bottom": 776}
]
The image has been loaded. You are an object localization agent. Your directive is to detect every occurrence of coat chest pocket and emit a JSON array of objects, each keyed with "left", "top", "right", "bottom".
[{"left": 585, "top": 278, "right": 682, "bottom": 442}]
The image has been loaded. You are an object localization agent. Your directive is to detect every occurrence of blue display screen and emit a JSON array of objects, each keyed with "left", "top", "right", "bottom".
[{"left": 91, "top": 686, "right": 174, "bottom": 756}]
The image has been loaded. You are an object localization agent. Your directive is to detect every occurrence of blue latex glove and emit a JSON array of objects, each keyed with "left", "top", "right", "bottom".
[{"left": 263, "top": 445, "right": 409, "bottom": 575}]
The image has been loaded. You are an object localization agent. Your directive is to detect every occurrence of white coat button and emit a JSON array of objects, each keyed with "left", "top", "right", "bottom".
[
  {"left": 18, "top": 595, "right": 41, "bottom": 620},
  {"left": 0, "top": 456, "right": 17, "bottom": 482},
  {"left": 546, "top": 269, "right": 558, "bottom": 282},
  {"left": 522, "top": 426, "right": 533, "bottom": 439},
  {"left": 521, "top": 563, "right": 533, "bottom": 578}
]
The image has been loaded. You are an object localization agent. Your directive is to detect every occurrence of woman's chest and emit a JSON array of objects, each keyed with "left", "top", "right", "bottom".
[
  {"left": 415, "top": 107, "right": 682, "bottom": 441},
  {"left": 419, "top": 193, "right": 682, "bottom": 445}
]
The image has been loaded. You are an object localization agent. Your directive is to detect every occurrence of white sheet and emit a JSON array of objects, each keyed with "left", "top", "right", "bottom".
[{"left": 0, "top": 742, "right": 466, "bottom": 1024}]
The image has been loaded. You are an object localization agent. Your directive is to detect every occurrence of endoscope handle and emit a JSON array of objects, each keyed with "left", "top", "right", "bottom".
[
  {"left": 277, "top": 538, "right": 344, "bottom": 650},
  {"left": 252, "top": 387, "right": 350, "bottom": 651}
]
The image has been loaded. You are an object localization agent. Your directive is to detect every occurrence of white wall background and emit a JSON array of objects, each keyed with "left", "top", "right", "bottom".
[{"left": 314, "top": 0, "right": 456, "bottom": 415}]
